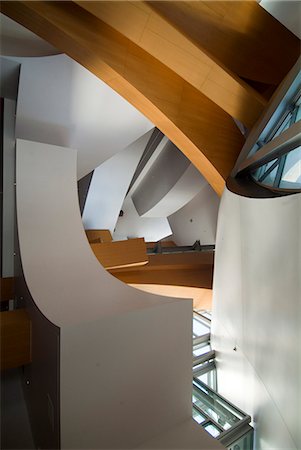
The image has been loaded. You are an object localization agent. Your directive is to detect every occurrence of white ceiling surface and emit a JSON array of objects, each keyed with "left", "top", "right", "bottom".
[
  {"left": 259, "top": 1, "right": 301, "bottom": 38},
  {"left": 83, "top": 130, "right": 153, "bottom": 233},
  {"left": 212, "top": 188, "right": 301, "bottom": 450},
  {"left": 13, "top": 53, "right": 153, "bottom": 179},
  {"left": 0, "top": 13, "right": 60, "bottom": 57}
]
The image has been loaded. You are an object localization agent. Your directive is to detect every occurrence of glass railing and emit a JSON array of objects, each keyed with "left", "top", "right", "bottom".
[
  {"left": 193, "top": 379, "right": 253, "bottom": 449},
  {"left": 191, "top": 310, "right": 254, "bottom": 449}
]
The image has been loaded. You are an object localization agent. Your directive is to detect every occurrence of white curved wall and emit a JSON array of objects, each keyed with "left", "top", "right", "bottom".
[
  {"left": 16, "top": 138, "right": 177, "bottom": 327},
  {"left": 83, "top": 130, "right": 153, "bottom": 233},
  {"left": 141, "top": 164, "right": 207, "bottom": 218},
  {"left": 14, "top": 54, "right": 153, "bottom": 178},
  {"left": 16, "top": 138, "right": 220, "bottom": 449},
  {"left": 212, "top": 188, "right": 301, "bottom": 450}
]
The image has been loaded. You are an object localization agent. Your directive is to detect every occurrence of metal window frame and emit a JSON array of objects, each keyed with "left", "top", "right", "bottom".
[
  {"left": 193, "top": 332, "right": 210, "bottom": 346},
  {"left": 237, "top": 120, "right": 301, "bottom": 175},
  {"left": 193, "top": 350, "right": 216, "bottom": 366},
  {"left": 193, "top": 379, "right": 252, "bottom": 445},
  {"left": 257, "top": 158, "right": 280, "bottom": 183},
  {"left": 232, "top": 59, "right": 301, "bottom": 176},
  {"left": 193, "top": 310, "right": 211, "bottom": 326}
]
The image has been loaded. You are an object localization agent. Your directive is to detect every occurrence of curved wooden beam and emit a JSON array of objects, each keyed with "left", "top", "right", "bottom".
[
  {"left": 1, "top": 1, "right": 246, "bottom": 195},
  {"left": 75, "top": 0, "right": 266, "bottom": 129},
  {"left": 148, "top": 1, "right": 300, "bottom": 86}
]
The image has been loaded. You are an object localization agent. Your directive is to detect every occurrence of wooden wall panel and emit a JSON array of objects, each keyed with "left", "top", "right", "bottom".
[
  {"left": 0, "top": 309, "right": 31, "bottom": 370},
  {"left": 76, "top": 1, "right": 266, "bottom": 128},
  {"left": 149, "top": 1, "right": 300, "bottom": 85},
  {"left": 86, "top": 229, "right": 112, "bottom": 243},
  {"left": 109, "top": 251, "right": 214, "bottom": 288},
  {"left": 113, "top": 267, "right": 213, "bottom": 289}
]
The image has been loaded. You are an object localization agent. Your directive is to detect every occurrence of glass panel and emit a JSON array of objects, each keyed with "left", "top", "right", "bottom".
[
  {"left": 195, "top": 368, "right": 217, "bottom": 391},
  {"left": 295, "top": 104, "right": 301, "bottom": 123},
  {"left": 192, "top": 407, "right": 206, "bottom": 424},
  {"left": 197, "top": 372, "right": 212, "bottom": 386},
  {"left": 193, "top": 316, "right": 210, "bottom": 337},
  {"left": 269, "top": 112, "right": 291, "bottom": 140},
  {"left": 204, "top": 422, "right": 221, "bottom": 438},
  {"left": 193, "top": 381, "right": 243, "bottom": 430},
  {"left": 252, "top": 158, "right": 279, "bottom": 185},
  {"left": 193, "top": 344, "right": 211, "bottom": 357},
  {"left": 280, "top": 146, "right": 301, "bottom": 188},
  {"left": 262, "top": 164, "right": 278, "bottom": 185},
  {"left": 200, "top": 311, "right": 212, "bottom": 320}
]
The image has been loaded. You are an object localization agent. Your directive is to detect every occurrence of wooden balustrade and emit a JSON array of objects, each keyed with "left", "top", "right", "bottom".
[
  {"left": 86, "top": 229, "right": 113, "bottom": 243},
  {"left": 90, "top": 237, "right": 148, "bottom": 270}
]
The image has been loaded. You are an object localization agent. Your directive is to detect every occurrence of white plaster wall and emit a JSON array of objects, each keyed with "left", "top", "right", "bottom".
[
  {"left": 82, "top": 130, "right": 152, "bottom": 233},
  {"left": 137, "top": 419, "right": 224, "bottom": 449},
  {"left": 16, "top": 138, "right": 220, "bottom": 449},
  {"left": 211, "top": 188, "right": 301, "bottom": 450},
  {"left": 168, "top": 184, "right": 220, "bottom": 246},
  {"left": 14, "top": 54, "right": 152, "bottom": 178},
  {"left": 114, "top": 196, "right": 172, "bottom": 242},
  {"left": 60, "top": 302, "right": 194, "bottom": 449}
]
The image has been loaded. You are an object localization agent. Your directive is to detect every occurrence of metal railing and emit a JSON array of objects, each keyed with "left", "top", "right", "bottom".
[{"left": 147, "top": 240, "right": 215, "bottom": 255}]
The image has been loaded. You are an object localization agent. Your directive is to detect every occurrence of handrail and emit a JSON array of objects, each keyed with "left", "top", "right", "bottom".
[{"left": 147, "top": 240, "right": 215, "bottom": 255}]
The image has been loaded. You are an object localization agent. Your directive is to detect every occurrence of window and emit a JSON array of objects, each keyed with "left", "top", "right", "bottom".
[{"left": 235, "top": 66, "right": 301, "bottom": 194}]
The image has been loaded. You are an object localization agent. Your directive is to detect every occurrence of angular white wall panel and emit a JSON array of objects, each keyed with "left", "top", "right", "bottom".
[
  {"left": 82, "top": 130, "right": 152, "bottom": 233},
  {"left": 139, "top": 164, "right": 207, "bottom": 219},
  {"left": 16, "top": 139, "right": 218, "bottom": 449}
]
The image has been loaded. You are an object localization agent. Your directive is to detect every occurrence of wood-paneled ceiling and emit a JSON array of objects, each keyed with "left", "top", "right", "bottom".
[{"left": 1, "top": 1, "right": 299, "bottom": 195}]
